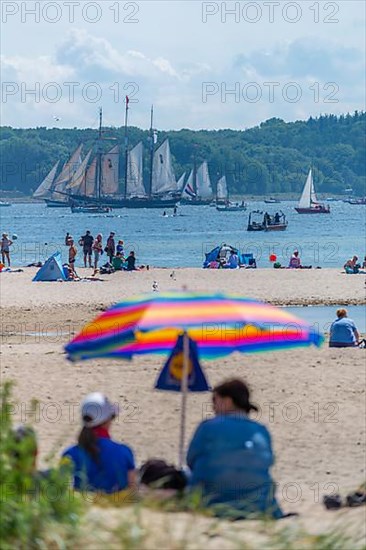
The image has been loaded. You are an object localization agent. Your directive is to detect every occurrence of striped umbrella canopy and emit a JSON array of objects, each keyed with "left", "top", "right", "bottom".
[
  {"left": 65, "top": 291, "right": 322, "bottom": 466},
  {"left": 65, "top": 291, "right": 322, "bottom": 361}
]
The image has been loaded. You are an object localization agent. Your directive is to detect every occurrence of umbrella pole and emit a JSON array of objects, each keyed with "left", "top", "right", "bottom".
[{"left": 178, "top": 331, "right": 189, "bottom": 468}]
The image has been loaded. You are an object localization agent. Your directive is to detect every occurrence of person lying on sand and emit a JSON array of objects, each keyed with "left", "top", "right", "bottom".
[{"left": 62, "top": 392, "right": 136, "bottom": 494}]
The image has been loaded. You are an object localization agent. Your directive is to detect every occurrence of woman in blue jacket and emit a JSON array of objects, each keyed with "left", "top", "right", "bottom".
[
  {"left": 187, "top": 379, "right": 283, "bottom": 519},
  {"left": 62, "top": 392, "right": 136, "bottom": 494}
]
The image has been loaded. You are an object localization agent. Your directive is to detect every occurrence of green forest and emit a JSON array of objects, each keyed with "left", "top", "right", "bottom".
[{"left": 0, "top": 111, "right": 365, "bottom": 196}]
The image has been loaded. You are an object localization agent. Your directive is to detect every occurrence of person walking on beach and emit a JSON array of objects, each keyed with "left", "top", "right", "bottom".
[
  {"left": 105, "top": 232, "right": 115, "bottom": 264},
  {"left": 1, "top": 233, "right": 13, "bottom": 266},
  {"left": 329, "top": 308, "right": 360, "bottom": 348},
  {"left": 68, "top": 239, "right": 77, "bottom": 272},
  {"left": 62, "top": 392, "right": 136, "bottom": 493},
  {"left": 92, "top": 234, "right": 103, "bottom": 270},
  {"left": 80, "top": 230, "right": 94, "bottom": 268},
  {"left": 187, "top": 378, "right": 284, "bottom": 519}
]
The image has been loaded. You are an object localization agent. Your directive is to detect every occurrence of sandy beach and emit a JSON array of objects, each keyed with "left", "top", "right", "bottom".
[{"left": 1, "top": 267, "right": 365, "bottom": 546}]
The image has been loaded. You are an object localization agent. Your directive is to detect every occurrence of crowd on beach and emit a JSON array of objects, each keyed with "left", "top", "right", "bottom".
[
  {"left": 1, "top": 230, "right": 365, "bottom": 277},
  {"left": 64, "top": 230, "right": 143, "bottom": 276}
]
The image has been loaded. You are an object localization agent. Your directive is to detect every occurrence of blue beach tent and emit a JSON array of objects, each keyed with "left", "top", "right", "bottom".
[
  {"left": 33, "top": 252, "right": 67, "bottom": 282},
  {"left": 203, "top": 245, "right": 256, "bottom": 268}
]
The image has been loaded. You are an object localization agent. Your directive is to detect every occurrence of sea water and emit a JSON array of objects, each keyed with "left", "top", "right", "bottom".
[
  {"left": 284, "top": 305, "right": 366, "bottom": 333},
  {"left": 1, "top": 200, "right": 365, "bottom": 268}
]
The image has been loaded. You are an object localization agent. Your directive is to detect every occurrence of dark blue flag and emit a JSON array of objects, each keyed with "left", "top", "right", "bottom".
[{"left": 155, "top": 335, "right": 210, "bottom": 392}]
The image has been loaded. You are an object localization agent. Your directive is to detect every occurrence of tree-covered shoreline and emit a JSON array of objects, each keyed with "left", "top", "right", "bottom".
[{"left": 1, "top": 111, "right": 365, "bottom": 196}]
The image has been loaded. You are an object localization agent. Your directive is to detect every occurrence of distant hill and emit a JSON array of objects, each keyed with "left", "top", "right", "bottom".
[{"left": 0, "top": 111, "right": 365, "bottom": 196}]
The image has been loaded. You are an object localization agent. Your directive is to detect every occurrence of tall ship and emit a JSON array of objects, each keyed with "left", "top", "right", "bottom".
[
  {"left": 180, "top": 161, "right": 214, "bottom": 205},
  {"left": 33, "top": 145, "right": 83, "bottom": 207},
  {"left": 295, "top": 168, "right": 330, "bottom": 214},
  {"left": 67, "top": 104, "right": 178, "bottom": 209}
]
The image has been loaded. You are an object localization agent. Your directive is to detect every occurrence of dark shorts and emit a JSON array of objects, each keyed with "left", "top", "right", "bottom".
[
  {"left": 69, "top": 259, "right": 76, "bottom": 264},
  {"left": 83, "top": 247, "right": 92, "bottom": 255},
  {"left": 329, "top": 342, "right": 356, "bottom": 348}
]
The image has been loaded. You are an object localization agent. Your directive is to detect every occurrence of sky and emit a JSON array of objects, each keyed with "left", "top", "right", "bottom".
[{"left": 1, "top": 0, "right": 365, "bottom": 130}]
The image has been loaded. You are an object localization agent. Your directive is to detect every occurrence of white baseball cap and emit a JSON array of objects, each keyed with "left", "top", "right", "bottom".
[{"left": 81, "top": 392, "right": 118, "bottom": 428}]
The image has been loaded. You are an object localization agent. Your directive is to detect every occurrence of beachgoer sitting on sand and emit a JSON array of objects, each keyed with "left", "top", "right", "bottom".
[
  {"left": 126, "top": 251, "right": 138, "bottom": 271},
  {"left": 344, "top": 256, "right": 360, "bottom": 274},
  {"left": 288, "top": 250, "right": 301, "bottom": 268},
  {"left": 225, "top": 250, "right": 239, "bottom": 269},
  {"left": 112, "top": 253, "right": 124, "bottom": 271},
  {"left": 11, "top": 424, "right": 51, "bottom": 481},
  {"left": 187, "top": 378, "right": 284, "bottom": 519},
  {"left": 62, "top": 392, "right": 136, "bottom": 493},
  {"left": 329, "top": 308, "right": 360, "bottom": 348}
]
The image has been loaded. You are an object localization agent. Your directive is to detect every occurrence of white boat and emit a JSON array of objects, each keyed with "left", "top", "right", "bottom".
[
  {"left": 264, "top": 197, "right": 281, "bottom": 204},
  {"left": 0, "top": 201, "right": 11, "bottom": 207},
  {"left": 215, "top": 175, "right": 247, "bottom": 211},
  {"left": 71, "top": 205, "right": 110, "bottom": 214},
  {"left": 216, "top": 202, "right": 247, "bottom": 212},
  {"left": 295, "top": 169, "right": 330, "bottom": 214}
]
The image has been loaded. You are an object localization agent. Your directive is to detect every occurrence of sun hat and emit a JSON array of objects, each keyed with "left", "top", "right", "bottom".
[{"left": 81, "top": 392, "right": 118, "bottom": 428}]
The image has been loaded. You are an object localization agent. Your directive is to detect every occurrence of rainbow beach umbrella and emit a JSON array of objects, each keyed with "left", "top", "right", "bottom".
[{"left": 65, "top": 291, "right": 323, "bottom": 464}]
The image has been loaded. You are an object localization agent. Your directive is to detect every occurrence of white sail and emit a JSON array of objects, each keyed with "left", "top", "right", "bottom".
[
  {"left": 66, "top": 149, "right": 92, "bottom": 191},
  {"left": 127, "top": 142, "right": 146, "bottom": 197},
  {"left": 177, "top": 172, "right": 186, "bottom": 191},
  {"left": 101, "top": 145, "right": 119, "bottom": 195},
  {"left": 152, "top": 139, "right": 177, "bottom": 194},
  {"left": 33, "top": 160, "right": 60, "bottom": 198},
  {"left": 53, "top": 144, "right": 83, "bottom": 190},
  {"left": 84, "top": 157, "right": 97, "bottom": 197},
  {"left": 298, "top": 169, "right": 313, "bottom": 209},
  {"left": 310, "top": 178, "right": 319, "bottom": 204},
  {"left": 216, "top": 175, "right": 228, "bottom": 200},
  {"left": 196, "top": 161, "right": 213, "bottom": 199}
]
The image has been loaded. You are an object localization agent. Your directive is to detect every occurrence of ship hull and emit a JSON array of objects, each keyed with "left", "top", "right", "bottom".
[
  {"left": 44, "top": 199, "right": 70, "bottom": 208},
  {"left": 295, "top": 207, "right": 330, "bottom": 214},
  {"left": 69, "top": 194, "right": 177, "bottom": 209}
]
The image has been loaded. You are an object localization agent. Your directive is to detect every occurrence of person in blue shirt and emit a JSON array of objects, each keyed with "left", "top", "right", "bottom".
[
  {"left": 62, "top": 392, "right": 136, "bottom": 493},
  {"left": 225, "top": 251, "right": 239, "bottom": 269},
  {"left": 329, "top": 308, "right": 360, "bottom": 347},
  {"left": 187, "top": 378, "right": 283, "bottom": 519}
]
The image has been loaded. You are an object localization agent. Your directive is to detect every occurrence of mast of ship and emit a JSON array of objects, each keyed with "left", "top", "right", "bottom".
[
  {"left": 193, "top": 144, "right": 198, "bottom": 197},
  {"left": 148, "top": 105, "right": 154, "bottom": 198},
  {"left": 123, "top": 96, "right": 129, "bottom": 199},
  {"left": 95, "top": 107, "right": 103, "bottom": 201}
]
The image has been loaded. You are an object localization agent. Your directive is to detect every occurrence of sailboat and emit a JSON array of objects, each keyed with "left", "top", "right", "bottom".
[
  {"left": 33, "top": 145, "right": 83, "bottom": 207},
  {"left": 295, "top": 169, "right": 330, "bottom": 214},
  {"left": 180, "top": 161, "right": 214, "bottom": 205},
  {"left": 116, "top": 137, "right": 178, "bottom": 208},
  {"left": 215, "top": 175, "right": 247, "bottom": 211},
  {"left": 66, "top": 129, "right": 119, "bottom": 209}
]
